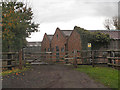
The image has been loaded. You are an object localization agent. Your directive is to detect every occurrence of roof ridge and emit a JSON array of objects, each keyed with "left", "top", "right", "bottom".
[
  {"left": 28, "top": 41, "right": 41, "bottom": 43},
  {"left": 61, "top": 30, "right": 73, "bottom": 31},
  {"left": 89, "top": 30, "right": 120, "bottom": 31},
  {"left": 47, "top": 34, "right": 53, "bottom": 36}
]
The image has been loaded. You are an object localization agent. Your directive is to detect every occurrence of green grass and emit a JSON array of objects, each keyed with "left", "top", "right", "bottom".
[{"left": 75, "top": 65, "right": 119, "bottom": 88}]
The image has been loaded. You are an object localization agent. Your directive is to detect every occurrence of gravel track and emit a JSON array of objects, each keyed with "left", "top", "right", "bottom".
[{"left": 2, "top": 64, "right": 108, "bottom": 88}]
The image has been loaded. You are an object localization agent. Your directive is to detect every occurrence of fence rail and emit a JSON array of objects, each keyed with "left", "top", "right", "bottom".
[
  {"left": 23, "top": 50, "right": 120, "bottom": 69},
  {"left": 2, "top": 50, "right": 26, "bottom": 70},
  {"left": 2, "top": 50, "right": 120, "bottom": 70}
]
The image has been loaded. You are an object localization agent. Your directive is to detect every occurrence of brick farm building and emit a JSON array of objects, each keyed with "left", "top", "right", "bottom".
[{"left": 41, "top": 27, "right": 120, "bottom": 64}]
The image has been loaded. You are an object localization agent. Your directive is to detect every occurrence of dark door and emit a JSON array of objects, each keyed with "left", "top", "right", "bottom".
[{"left": 56, "top": 46, "right": 59, "bottom": 62}]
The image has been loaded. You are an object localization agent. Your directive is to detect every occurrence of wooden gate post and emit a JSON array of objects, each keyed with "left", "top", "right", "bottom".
[
  {"left": 19, "top": 49, "right": 22, "bottom": 70},
  {"left": 7, "top": 53, "right": 12, "bottom": 70},
  {"left": 73, "top": 50, "right": 77, "bottom": 68}
]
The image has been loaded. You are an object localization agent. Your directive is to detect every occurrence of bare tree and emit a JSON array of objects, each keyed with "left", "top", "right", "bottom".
[
  {"left": 104, "top": 19, "right": 111, "bottom": 30},
  {"left": 104, "top": 16, "right": 120, "bottom": 30}
]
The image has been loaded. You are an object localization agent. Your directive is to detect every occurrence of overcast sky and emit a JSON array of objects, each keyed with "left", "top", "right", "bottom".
[{"left": 25, "top": 0, "right": 119, "bottom": 42}]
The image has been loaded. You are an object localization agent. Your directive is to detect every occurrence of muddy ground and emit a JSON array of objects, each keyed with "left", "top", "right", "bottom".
[{"left": 2, "top": 64, "right": 109, "bottom": 88}]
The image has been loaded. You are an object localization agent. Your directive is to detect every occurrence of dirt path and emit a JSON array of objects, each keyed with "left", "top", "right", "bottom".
[{"left": 3, "top": 64, "right": 108, "bottom": 88}]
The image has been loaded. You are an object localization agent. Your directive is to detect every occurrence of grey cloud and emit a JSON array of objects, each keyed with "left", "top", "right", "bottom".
[
  {"left": 30, "top": 0, "right": 118, "bottom": 23},
  {"left": 92, "top": 2, "right": 118, "bottom": 17}
]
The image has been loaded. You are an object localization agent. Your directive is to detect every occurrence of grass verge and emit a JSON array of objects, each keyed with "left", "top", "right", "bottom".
[{"left": 75, "top": 65, "right": 119, "bottom": 88}]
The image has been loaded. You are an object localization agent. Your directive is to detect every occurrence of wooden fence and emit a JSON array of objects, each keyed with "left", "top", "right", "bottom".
[
  {"left": 24, "top": 50, "right": 120, "bottom": 69},
  {"left": 1, "top": 49, "right": 25, "bottom": 70},
  {"left": 2, "top": 50, "right": 120, "bottom": 70}
]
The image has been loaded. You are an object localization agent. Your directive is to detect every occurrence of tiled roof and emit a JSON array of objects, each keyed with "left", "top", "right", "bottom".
[
  {"left": 47, "top": 35, "right": 53, "bottom": 41},
  {"left": 61, "top": 30, "right": 73, "bottom": 37},
  {"left": 89, "top": 30, "right": 120, "bottom": 39}
]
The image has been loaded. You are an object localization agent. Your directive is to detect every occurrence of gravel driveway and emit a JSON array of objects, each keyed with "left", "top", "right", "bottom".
[{"left": 2, "top": 64, "right": 108, "bottom": 88}]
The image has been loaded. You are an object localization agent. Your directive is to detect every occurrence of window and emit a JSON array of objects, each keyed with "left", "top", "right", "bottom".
[
  {"left": 29, "top": 45, "right": 33, "bottom": 47},
  {"left": 57, "top": 34, "right": 58, "bottom": 39},
  {"left": 44, "top": 48, "right": 46, "bottom": 52},
  {"left": 48, "top": 48, "right": 50, "bottom": 51},
  {"left": 56, "top": 46, "right": 59, "bottom": 51},
  {"left": 61, "top": 48, "right": 64, "bottom": 52},
  {"left": 34, "top": 45, "right": 37, "bottom": 47}
]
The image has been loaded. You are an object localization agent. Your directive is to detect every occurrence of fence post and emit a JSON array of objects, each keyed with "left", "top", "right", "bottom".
[
  {"left": 19, "top": 49, "right": 22, "bottom": 70},
  {"left": 73, "top": 50, "right": 77, "bottom": 68},
  {"left": 92, "top": 50, "right": 95, "bottom": 67},
  {"left": 7, "top": 53, "right": 12, "bottom": 70},
  {"left": 22, "top": 48, "right": 26, "bottom": 67}
]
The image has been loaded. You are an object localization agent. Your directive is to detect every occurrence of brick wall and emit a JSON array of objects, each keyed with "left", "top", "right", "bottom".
[
  {"left": 41, "top": 33, "right": 51, "bottom": 61},
  {"left": 68, "top": 30, "right": 82, "bottom": 64},
  {"left": 41, "top": 33, "right": 51, "bottom": 52},
  {"left": 51, "top": 28, "right": 67, "bottom": 63},
  {"left": 68, "top": 30, "right": 82, "bottom": 52}
]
